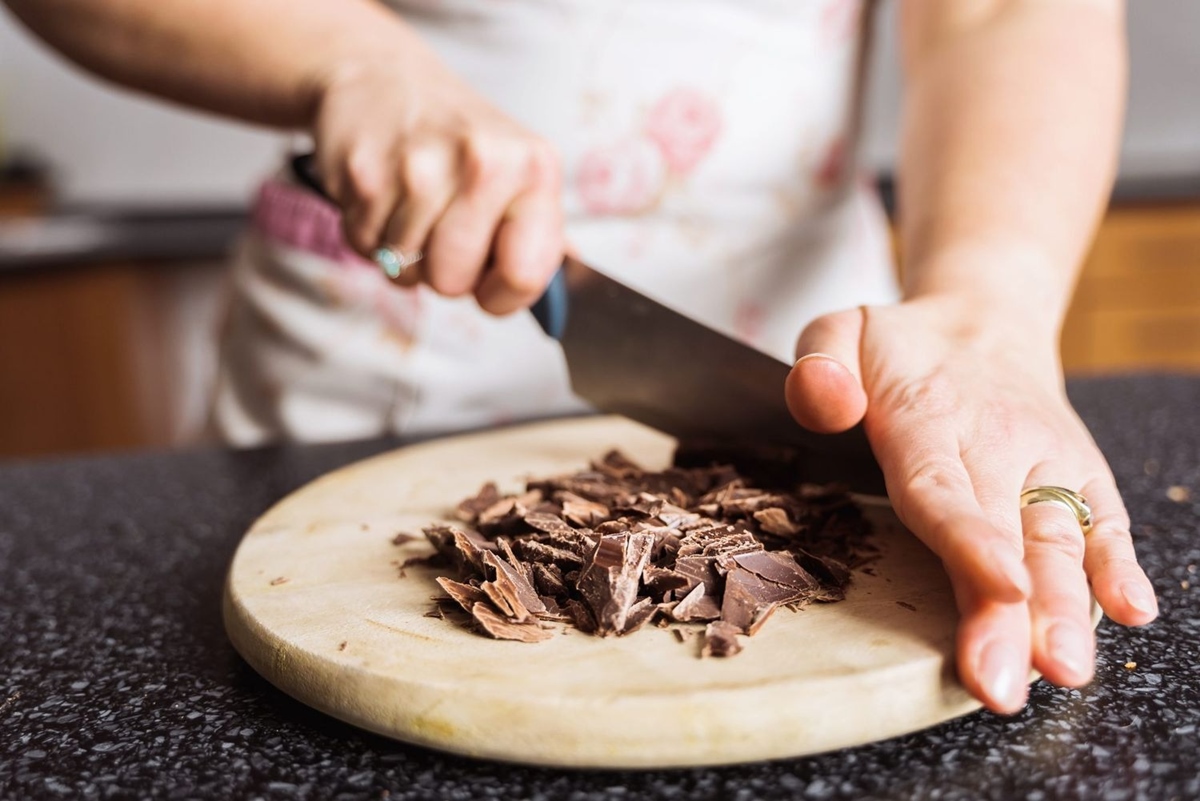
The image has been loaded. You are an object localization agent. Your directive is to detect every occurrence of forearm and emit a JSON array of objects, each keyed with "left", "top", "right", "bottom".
[
  {"left": 897, "top": 0, "right": 1126, "bottom": 337},
  {"left": 3, "top": 0, "right": 427, "bottom": 128}
]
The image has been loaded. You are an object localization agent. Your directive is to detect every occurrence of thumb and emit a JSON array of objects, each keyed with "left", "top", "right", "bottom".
[{"left": 786, "top": 307, "right": 868, "bottom": 434}]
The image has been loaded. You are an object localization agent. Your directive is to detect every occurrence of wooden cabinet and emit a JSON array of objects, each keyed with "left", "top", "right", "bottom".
[{"left": 1062, "top": 204, "right": 1200, "bottom": 372}]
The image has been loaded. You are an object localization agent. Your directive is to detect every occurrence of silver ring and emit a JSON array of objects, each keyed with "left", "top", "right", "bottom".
[
  {"left": 1020, "top": 486, "right": 1093, "bottom": 535},
  {"left": 372, "top": 247, "right": 423, "bottom": 279}
]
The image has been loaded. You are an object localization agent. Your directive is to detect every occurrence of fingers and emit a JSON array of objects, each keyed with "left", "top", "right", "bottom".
[
  {"left": 953, "top": 588, "right": 1032, "bottom": 714},
  {"left": 1081, "top": 473, "right": 1158, "bottom": 626},
  {"left": 326, "top": 143, "right": 405, "bottom": 258},
  {"left": 476, "top": 182, "right": 564, "bottom": 315},
  {"left": 382, "top": 142, "right": 459, "bottom": 288},
  {"left": 319, "top": 114, "right": 562, "bottom": 308},
  {"left": 873, "top": 420, "right": 1030, "bottom": 604},
  {"left": 1018, "top": 477, "right": 1096, "bottom": 687},
  {"left": 472, "top": 141, "right": 564, "bottom": 314},
  {"left": 420, "top": 136, "right": 531, "bottom": 298},
  {"left": 786, "top": 308, "right": 868, "bottom": 433}
]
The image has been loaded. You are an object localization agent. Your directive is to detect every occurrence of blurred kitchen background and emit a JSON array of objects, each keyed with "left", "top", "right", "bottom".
[{"left": 1, "top": 2, "right": 1198, "bottom": 460}]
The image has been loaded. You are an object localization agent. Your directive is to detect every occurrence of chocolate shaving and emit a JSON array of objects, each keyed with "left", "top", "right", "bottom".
[
  {"left": 702, "top": 620, "right": 743, "bottom": 658},
  {"left": 668, "top": 583, "right": 722, "bottom": 622},
  {"left": 410, "top": 446, "right": 874, "bottom": 657},
  {"left": 470, "top": 602, "right": 554, "bottom": 643},
  {"left": 435, "top": 576, "right": 489, "bottom": 613},
  {"left": 577, "top": 532, "right": 654, "bottom": 636}
]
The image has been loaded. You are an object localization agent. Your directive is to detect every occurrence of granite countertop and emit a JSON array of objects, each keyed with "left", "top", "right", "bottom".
[{"left": 2, "top": 375, "right": 1197, "bottom": 800}]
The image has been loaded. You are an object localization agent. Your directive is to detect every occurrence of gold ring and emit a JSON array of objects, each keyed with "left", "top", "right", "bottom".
[{"left": 1020, "top": 486, "right": 1093, "bottom": 534}]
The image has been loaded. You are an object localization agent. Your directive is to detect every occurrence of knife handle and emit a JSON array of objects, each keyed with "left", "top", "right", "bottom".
[{"left": 289, "top": 152, "right": 569, "bottom": 340}]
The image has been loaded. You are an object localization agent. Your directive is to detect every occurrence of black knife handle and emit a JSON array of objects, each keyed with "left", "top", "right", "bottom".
[{"left": 289, "top": 152, "right": 569, "bottom": 340}]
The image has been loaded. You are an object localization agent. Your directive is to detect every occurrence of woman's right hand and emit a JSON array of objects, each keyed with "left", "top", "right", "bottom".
[{"left": 311, "top": 51, "right": 565, "bottom": 315}]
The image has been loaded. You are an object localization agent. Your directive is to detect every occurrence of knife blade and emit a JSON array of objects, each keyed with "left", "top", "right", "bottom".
[
  {"left": 531, "top": 259, "right": 884, "bottom": 493},
  {"left": 289, "top": 153, "right": 883, "bottom": 492}
]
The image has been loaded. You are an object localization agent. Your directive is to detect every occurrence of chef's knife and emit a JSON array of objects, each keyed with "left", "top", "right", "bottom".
[{"left": 290, "top": 153, "right": 884, "bottom": 493}]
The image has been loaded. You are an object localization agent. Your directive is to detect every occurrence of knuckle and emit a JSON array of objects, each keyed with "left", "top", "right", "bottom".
[
  {"left": 401, "top": 147, "right": 446, "bottom": 198},
  {"left": 877, "top": 374, "right": 959, "bottom": 420},
  {"left": 900, "top": 457, "right": 966, "bottom": 503},
  {"left": 527, "top": 138, "right": 562, "bottom": 186},
  {"left": 343, "top": 146, "right": 386, "bottom": 206},
  {"left": 460, "top": 133, "right": 509, "bottom": 186},
  {"left": 1025, "top": 520, "right": 1087, "bottom": 563},
  {"left": 501, "top": 265, "right": 545, "bottom": 299}
]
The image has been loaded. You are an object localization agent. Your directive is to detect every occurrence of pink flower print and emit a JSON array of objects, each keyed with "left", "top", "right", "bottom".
[
  {"left": 575, "top": 138, "right": 666, "bottom": 215},
  {"left": 645, "top": 88, "right": 723, "bottom": 175},
  {"left": 813, "top": 135, "right": 847, "bottom": 190}
]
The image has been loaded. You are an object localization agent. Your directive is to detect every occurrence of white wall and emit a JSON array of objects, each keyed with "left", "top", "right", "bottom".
[
  {"left": 861, "top": 1, "right": 1200, "bottom": 177},
  {"left": 0, "top": 7, "right": 286, "bottom": 206},
  {"left": 2, "top": 2, "right": 1198, "bottom": 206}
]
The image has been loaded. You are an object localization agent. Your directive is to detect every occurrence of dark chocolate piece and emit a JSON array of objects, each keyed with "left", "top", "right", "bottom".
[
  {"left": 702, "top": 620, "right": 743, "bottom": 658},
  {"left": 456, "top": 481, "right": 501, "bottom": 522},
  {"left": 470, "top": 602, "right": 554, "bottom": 643},
  {"left": 435, "top": 576, "right": 489, "bottom": 613},
  {"left": 481, "top": 551, "right": 547, "bottom": 620},
  {"left": 577, "top": 532, "right": 654, "bottom": 636},
  {"left": 668, "top": 583, "right": 722, "bottom": 623}
]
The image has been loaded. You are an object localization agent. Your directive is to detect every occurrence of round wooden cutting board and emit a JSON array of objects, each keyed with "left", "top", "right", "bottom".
[{"left": 224, "top": 416, "right": 998, "bottom": 768}]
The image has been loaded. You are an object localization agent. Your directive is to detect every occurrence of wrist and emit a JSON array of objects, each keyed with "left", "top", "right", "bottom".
[
  {"left": 897, "top": 293, "right": 1065, "bottom": 386},
  {"left": 901, "top": 242, "right": 1075, "bottom": 346},
  {"left": 305, "top": 21, "right": 434, "bottom": 129}
]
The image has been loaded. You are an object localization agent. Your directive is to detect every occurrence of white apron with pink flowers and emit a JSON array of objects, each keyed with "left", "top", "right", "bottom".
[{"left": 211, "top": 0, "right": 900, "bottom": 444}]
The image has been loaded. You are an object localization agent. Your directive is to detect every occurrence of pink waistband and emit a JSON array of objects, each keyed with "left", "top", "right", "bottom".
[{"left": 251, "top": 177, "right": 370, "bottom": 268}]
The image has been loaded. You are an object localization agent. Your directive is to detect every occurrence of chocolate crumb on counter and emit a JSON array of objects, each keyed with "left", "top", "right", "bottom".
[{"left": 409, "top": 448, "right": 877, "bottom": 657}]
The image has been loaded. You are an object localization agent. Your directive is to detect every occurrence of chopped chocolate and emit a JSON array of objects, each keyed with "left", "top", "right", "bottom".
[
  {"left": 435, "top": 576, "right": 489, "bottom": 613},
  {"left": 702, "top": 620, "right": 744, "bottom": 658},
  {"left": 753, "top": 507, "right": 802, "bottom": 537},
  {"left": 577, "top": 532, "right": 655, "bottom": 636},
  {"left": 643, "top": 565, "right": 693, "bottom": 601},
  {"left": 511, "top": 538, "right": 585, "bottom": 569},
  {"left": 558, "top": 492, "right": 611, "bottom": 527},
  {"left": 410, "top": 445, "right": 874, "bottom": 657},
  {"left": 523, "top": 512, "right": 577, "bottom": 537},
  {"left": 456, "top": 481, "right": 501, "bottom": 522},
  {"left": 731, "top": 550, "right": 820, "bottom": 594},
  {"left": 673, "top": 555, "right": 721, "bottom": 595},
  {"left": 668, "top": 583, "right": 722, "bottom": 623},
  {"left": 470, "top": 602, "right": 554, "bottom": 643},
  {"left": 391, "top": 531, "right": 420, "bottom": 546},
  {"left": 481, "top": 551, "right": 547, "bottom": 620},
  {"left": 721, "top": 568, "right": 799, "bottom": 633},
  {"left": 530, "top": 562, "right": 569, "bottom": 597}
]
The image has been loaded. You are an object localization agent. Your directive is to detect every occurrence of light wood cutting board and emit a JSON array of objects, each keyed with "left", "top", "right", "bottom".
[{"left": 223, "top": 416, "right": 1000, "bottom": 768}]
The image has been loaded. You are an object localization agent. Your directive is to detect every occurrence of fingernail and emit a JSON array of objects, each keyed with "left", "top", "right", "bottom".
[
  {"left": 1121, "top": 581, "right": 1158, "bottom": 616},
  {"left": 1046, "top": 622, "right": 1090, "bottom": 680},
  {"left": 794, "top": 352, "right": 841, "bottom": 367},
  {"left": 979, "top": 639, "right": 1023, "bottom": 711}
]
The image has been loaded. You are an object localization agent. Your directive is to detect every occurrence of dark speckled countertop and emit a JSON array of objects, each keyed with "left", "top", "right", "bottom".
[{"left": 2, "top": 375, "right": 1198, "bottom": 800}]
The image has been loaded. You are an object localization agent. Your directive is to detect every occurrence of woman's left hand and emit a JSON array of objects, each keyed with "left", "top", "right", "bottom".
[{"left": 785, "top": 295, "right": 1158, "bottom": 713}]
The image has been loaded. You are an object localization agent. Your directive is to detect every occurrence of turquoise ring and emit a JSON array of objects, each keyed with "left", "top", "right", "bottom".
[{"left": 372, "top": 247, "right": 423, "bottom": 279}]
